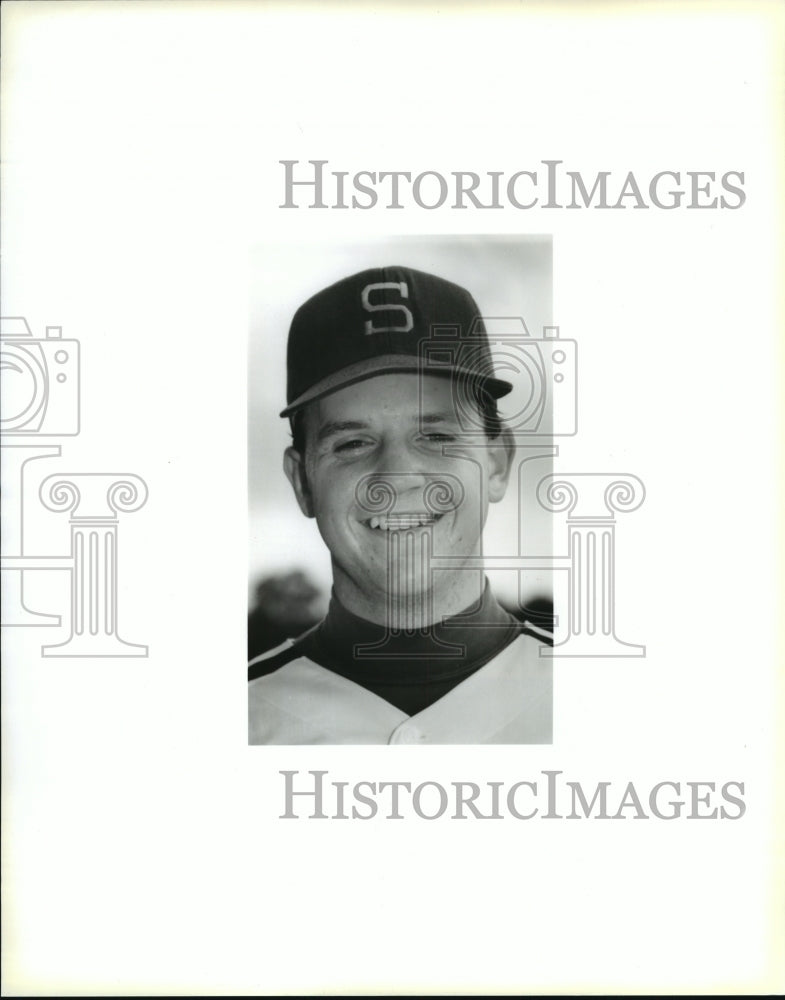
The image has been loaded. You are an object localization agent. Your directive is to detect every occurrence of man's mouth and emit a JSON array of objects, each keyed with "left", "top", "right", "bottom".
[{"left": 362, "top": 512, "right": 445, "bottom": 531}]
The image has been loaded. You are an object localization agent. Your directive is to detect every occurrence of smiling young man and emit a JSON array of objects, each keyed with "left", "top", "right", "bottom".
[{"left": 248, "top": 265, "right": 553, "bottom": 744}]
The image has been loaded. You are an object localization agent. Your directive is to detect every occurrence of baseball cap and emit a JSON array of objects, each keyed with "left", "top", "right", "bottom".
[{"left": 280, "top": 265, "right": 513, "bottom": 418}]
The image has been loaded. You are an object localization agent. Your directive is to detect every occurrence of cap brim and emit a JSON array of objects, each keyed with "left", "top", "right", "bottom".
[{"left": 280, "top": 354, "right": 512, "bottom": 418}]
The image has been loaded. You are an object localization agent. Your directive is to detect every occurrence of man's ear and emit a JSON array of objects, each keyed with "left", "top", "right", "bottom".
[
  {"left": 487, "top": 428, "right": 515, "bottom": 503},
  {"left": 283, "top": 447, "right": 314, "bottom": 518}
]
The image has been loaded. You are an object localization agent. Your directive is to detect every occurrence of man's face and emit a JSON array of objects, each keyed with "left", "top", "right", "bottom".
[{"left": 284, "top": 373, "right": 513, "bottom": 624}]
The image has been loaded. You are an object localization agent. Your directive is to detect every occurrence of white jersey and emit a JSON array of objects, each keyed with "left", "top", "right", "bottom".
[{"left": 248, "top": 629, "right": 552, "bottom": 745}]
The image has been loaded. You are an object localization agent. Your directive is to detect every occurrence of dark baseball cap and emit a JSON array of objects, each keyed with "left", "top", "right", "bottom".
[{"left": 280, "top": 265, "right": 513, "bottom": 418}]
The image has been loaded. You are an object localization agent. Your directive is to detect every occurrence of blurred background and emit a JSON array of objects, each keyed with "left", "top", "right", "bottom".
[{"left": 248, "top": 235, "right": 555, "bottom": 655}]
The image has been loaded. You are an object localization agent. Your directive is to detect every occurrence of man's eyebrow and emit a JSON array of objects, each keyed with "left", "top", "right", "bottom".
[
  {"left": 417, "top": 412, "right": 461, "bottom": 425},
  {"left": 315, "top": 420, "right": 371, "bottom": 443}
]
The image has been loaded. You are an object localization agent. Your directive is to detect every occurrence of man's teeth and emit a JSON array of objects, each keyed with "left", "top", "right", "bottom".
[{"left": 365, "top": 513, "right": 442, "bottom": 531}]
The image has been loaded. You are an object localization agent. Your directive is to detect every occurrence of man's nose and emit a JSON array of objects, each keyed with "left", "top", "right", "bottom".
[
  {"left": 375, "top": 436, "right": 428, "bottom": 480},
  {"left": 355, "top": 466, "right": 464, "bottom": 519},
  {"left": 353, "top": 438, "right": 428, "bottom": 517}
]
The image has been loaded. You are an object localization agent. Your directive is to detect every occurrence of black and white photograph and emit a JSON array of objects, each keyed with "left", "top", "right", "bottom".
[{"left": 248, "top": 238, "right": 556, "bottom": 744}]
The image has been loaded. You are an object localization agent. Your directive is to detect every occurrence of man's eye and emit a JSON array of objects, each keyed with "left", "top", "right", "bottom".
[
  {"left": 334, "top": 439, "right": 371, "bottom": 453},
  {"left": 422, "top": 432, "right": 457, "bottom": 443}
]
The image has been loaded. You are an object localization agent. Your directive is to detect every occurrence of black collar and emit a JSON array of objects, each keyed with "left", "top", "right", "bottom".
[{"left": 299, "top": 580, "right": 521, "bottom": 685}]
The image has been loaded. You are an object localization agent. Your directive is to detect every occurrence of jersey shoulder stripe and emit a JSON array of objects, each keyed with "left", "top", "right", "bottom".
[
  {"left": 248, "top": 640, "right": 302, "bottom": 681},
  {"left": 520, "top": 621, "right": 554, "bottom": 646},
  {"left": 248, "top": 638, "right": 293, "bottom": 667},
  {"left": 248, "top": 623, "right": 321, "bottom": 682}
]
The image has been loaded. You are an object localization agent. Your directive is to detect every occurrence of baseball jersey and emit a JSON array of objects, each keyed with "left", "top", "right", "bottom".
[{"left": 248, "top": 583, "right": 553, "bottom": 745}]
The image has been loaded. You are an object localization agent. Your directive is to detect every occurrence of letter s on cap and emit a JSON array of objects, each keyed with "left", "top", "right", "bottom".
[{"left": 362, "top": 282, "right": 413, "bottom": 335}]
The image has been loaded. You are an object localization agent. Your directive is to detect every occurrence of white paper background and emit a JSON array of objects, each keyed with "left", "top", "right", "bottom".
[{"left": 2, "top": 1, "right": 783, "bottom": 994}]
